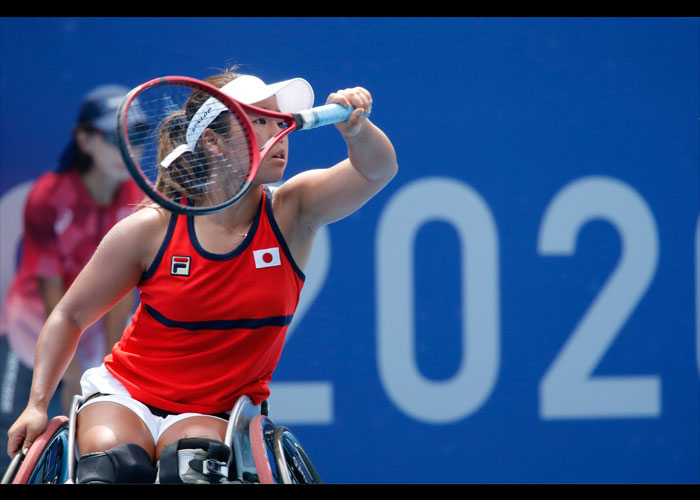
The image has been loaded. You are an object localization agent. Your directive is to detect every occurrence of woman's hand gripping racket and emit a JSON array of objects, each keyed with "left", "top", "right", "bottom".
[{"left": 117, "top": 76, "right": 370, "bottom": 216}]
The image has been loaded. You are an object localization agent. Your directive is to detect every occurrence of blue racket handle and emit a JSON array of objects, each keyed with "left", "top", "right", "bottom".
[{"left": 294, "top": 103, "right": 371, "bottom": 130}]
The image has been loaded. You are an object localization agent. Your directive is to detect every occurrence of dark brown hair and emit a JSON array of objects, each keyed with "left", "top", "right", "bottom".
[
  {"left": 154, "top": 68, "right": 243, "bottom": 202},
  {"left": 70, "top": 123, "right": 105, "bottom": 174}
]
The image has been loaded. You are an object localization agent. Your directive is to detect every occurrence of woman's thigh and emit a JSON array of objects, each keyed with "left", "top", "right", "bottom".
[
  {"left": 155, "top": 415, "right": 229, "bottom": 460},
  {"left": 77, "top": 401, "right": 156, "bottom": 459}
]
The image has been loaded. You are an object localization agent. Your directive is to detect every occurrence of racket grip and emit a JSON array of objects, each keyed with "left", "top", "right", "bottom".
[{"left": 295, "top": 103, "right": 371, "bottom": 130}]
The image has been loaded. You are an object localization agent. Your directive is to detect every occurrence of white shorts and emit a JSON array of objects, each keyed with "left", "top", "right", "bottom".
[{"left": 78, "top": 364, "right": 229, "bottom": 444}]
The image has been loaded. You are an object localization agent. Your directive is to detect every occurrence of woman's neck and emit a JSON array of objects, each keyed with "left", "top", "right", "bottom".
[
  {"left": 80, "top": 168, "right": 121, "bottom": 207},
  {"left": 209, "top": 185, "right": 263, "bottom": 234}
]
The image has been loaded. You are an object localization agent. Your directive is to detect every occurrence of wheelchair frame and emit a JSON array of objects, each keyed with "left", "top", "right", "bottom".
[{"left": 2, "top": 394, "right": 322, "bottom": 484}]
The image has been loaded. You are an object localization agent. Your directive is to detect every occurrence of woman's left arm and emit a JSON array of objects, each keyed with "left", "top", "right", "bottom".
[{"left": 281, "top": 87, "right": 398, "bottom": 230}]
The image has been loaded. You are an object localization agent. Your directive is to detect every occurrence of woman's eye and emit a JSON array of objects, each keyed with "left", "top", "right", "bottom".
[{"left": 253, "top": 118, "right": 287, "bottom": 130}]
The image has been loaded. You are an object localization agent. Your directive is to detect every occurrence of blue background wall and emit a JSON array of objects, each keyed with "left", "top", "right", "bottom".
[{"left": 1, "top": 17, "right": 698, "bottom": 483}]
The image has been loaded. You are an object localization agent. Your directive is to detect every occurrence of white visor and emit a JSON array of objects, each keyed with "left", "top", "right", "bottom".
[{"left": 160, "top": 75, "right": 314, "bottom": 168}]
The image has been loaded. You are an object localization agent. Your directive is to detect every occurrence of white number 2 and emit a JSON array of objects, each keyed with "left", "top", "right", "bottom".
[{"left": 538, "top": 176, "right": 661, "bottom": 419}]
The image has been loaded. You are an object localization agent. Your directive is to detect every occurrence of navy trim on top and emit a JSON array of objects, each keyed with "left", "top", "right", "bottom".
[
  {"left": 144, "top": 303, "right": 294, "bottom": 331},
  {"left": 141, "top": 210, "right": 179, "bottom": 282},
  {"left": 186, "top": 194, "right": 263, "bottom": 261},
  {"left": 263, "top": 186, "right": 306, "bottom": 282}
]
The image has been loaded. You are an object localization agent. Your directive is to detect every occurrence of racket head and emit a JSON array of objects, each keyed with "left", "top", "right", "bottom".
[{"left": 117, "top": 76, "right": 261, "bottom": 215}]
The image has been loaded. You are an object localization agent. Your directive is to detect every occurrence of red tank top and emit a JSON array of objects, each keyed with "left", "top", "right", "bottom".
[{"left": 104, "top": 187, "right": 305, "bottom": 414}]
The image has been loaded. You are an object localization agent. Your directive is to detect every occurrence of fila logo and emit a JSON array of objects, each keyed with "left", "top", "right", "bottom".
[
  {"left": 253, "top": 247, "right": 281, "bottom": 269},
  {"left": 171, "top": 255, "right": 191, "bottom": 276}
]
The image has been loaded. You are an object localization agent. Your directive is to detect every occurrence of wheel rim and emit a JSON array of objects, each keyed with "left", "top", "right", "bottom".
[{"left": 272, "top": 426, "right": 322, "bottom": 484}]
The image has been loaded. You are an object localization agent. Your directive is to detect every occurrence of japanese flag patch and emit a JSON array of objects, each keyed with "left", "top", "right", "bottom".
[{"left": 253, "top": 247, "right": 281, "bottom": 269}]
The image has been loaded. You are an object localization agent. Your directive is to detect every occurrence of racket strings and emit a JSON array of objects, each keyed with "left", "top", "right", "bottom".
[{"left": 125, "top": 84, "right": 255, "bottom": 210}]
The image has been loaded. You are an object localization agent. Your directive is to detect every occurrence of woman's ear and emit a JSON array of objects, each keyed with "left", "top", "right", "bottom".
[{"left": 200, "top": 128, "right": 223, "bottom": 156}]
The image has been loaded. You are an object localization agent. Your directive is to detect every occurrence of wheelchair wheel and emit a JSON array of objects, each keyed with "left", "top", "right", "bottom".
[
  {"left": 249, "top": 414, "right": 277, "bottom": 484},
  {"left": 248, "top": 414, "right": 322, "bottom": 484},
  {"left": 11, "top": 416, "right": 71, "bottom": 484},
  {"left": 272, "top": 426, "right": 322, "bottom": 484}
]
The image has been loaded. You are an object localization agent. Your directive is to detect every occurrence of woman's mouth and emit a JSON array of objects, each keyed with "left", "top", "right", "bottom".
[{"left": 269, "top": 150, "right": 286, "bottom": 161}]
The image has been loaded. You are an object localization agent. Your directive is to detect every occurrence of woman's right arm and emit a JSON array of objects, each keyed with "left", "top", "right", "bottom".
[{"left": 6, "top": 206, "right": 169, "bottom": 457}]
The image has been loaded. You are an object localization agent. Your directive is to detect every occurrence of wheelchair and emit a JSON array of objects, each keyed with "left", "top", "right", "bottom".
[{"left": 2, "top": 394, "right": 322, "bottom": 484}]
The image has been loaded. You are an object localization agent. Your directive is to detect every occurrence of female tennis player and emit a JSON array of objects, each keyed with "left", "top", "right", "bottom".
[{"left": 6, "top": 68, "right": 398, "bottom": 483}]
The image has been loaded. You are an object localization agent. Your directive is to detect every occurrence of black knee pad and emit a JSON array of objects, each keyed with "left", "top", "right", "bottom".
[
  {"left": 157, "top": 437, "right": 231, "bottom": 484},
  {"left": 76, "top": 443, "right": 156, "bottom": 484}
]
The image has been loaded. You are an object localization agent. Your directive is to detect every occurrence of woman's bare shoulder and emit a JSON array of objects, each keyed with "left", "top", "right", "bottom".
[
  {"left": 98, "top": 204, "right": 173, "bottom": 268},
  {"left": 109, "top": 204, "right": 170, "bottom": 238}
]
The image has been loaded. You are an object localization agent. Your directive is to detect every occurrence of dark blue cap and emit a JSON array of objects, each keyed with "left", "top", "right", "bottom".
[{"left": 57, "top": 84, "right": 130, "bottom": 172}]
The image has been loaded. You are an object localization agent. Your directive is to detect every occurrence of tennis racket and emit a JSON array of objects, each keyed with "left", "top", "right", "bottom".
[{"left": 116, "top": 76, "right": 369, "bottom": 215}]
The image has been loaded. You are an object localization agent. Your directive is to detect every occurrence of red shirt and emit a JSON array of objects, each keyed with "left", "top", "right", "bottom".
[
  {"left": 104, "top": 187, "right": 305, "bottom": 415},
  {"left": 0, "top": 170, "right": 143, "bottom": 368}
]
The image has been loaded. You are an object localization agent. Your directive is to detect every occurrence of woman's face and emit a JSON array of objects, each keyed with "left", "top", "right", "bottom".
[
  {"left": 77, "top": 128, "right": 129, "bottom": 182},
  {"left": 199, "top": 95, "right": 289, "bottom": 189},
  {"left": 248, "top": 95, "right": 289, "bottom": 184}
]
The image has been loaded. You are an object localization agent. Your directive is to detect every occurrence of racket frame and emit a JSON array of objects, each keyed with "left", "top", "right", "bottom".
[{"left": 117, "top": 75, "right": 359, "bottom": 215}]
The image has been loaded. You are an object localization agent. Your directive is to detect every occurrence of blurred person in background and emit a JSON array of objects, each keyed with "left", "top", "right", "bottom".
[{"left": 0, "top": 84, "right": 143, "bottom": 471}]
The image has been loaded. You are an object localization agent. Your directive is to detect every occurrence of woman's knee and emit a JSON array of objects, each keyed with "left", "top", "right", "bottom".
[
  {"left": 75, "top": 402, "right": 157, "bottom": 484},
  {"left": 155, "top": 416, "right": 228, "bottom": 458},
  {"left": 154, "top": 417, "right": 230, "bottom": 483},
  {"left": 77, "top": 402, "right": 154, "bottom": 457}
]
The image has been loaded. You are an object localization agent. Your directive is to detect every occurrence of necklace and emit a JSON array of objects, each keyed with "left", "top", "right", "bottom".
[{"left": 218, "top": 218, "right": 248, "bottom": 239}]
